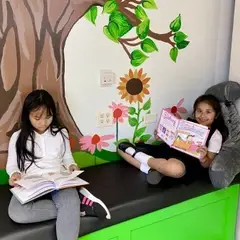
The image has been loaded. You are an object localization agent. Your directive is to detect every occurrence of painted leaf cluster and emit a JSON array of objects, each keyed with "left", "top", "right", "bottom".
[
  {"left": 84, "top": 1, "right": 189, "bottom": 66},
  {"left": 169, "top": 14, "right": 190, "bottom": 62},
  {"left": 128, "top": 98, "right": 152, "bottom": 143}
]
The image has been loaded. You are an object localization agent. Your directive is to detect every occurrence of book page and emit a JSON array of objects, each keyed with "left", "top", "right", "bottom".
[
  {"left": 157, "top": 109, "right": 179, "bottom": 146},
  {"left": 10, "top": 187, "right": 55, "bottom": 204},
  {"left": 16, "top": 175, "right": 52, "bottom": 189},
  {"left": 57, "top": 177, "right": 89, "bottom": 189},
  {"left": 11, "top": 170, "right": 87, "bottom": 204},
  {"left": 44, "top": 170, "right": 84, "bottom": 185},
  {"left": 171, "top": 119, "right": 209, "bottom": 158}
]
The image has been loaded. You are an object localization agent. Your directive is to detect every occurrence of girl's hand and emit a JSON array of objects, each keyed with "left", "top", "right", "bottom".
[
  {"left": 9, "top": 172, "right": 21, "bottom": 187},
  {"left": 68, "top": 164, "right": 79, "bottom": 173},
  {"left": 154, "top": 129, "right": 160, "bottom": 141},
  {"left": 197, "top": 146, "right": 208, "bottom": 162}
]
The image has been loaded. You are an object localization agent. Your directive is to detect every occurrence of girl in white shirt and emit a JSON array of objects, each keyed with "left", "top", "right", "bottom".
[
  {"left": 118, "top": 94, "right": 229, "bottom": 185},
  {"left": 7, "top": 90, "right": 80, "bottom": 240}
]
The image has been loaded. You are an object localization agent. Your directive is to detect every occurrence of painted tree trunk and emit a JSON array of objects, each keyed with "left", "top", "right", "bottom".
[{"left": 0, "top": 0, "right": 102, "bottom": 168}]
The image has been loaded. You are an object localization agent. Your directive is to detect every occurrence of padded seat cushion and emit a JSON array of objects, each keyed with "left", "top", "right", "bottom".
[{"left": 0, "top": 161, "right": 235, "bottom": 240}]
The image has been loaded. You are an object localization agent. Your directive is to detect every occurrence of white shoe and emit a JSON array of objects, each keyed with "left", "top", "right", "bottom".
[{"left": 79, "top": 187, "right": 111, "bottom": 219}]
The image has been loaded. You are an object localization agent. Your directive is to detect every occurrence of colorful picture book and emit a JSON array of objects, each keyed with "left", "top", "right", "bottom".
[
  {"left": 11, "top": 170, "right": 88, "bottom": 204},
  {"left": 157, "top": 109, "right": 209, "bottom": 159}
]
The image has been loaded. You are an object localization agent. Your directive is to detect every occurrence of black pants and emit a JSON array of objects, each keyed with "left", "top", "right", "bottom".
[{"left": 135, "top": 142, "right": 209, "bottom": 184}]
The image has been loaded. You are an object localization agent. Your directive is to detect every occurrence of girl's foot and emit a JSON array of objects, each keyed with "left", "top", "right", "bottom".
[
  {"left": 79, "top": 187, "right": 111, "bottom": 219},
  {"left": 147, "top": 169, "right": 163, "bottom": 185},
  {"left": 118, "top": 142, "right": 137, "bottom": 156}
]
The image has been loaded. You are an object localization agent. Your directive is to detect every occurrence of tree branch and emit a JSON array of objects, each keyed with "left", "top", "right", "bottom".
[
  {"left": 121, "top": 38, "right": 141, "bottom": 46},
  {"left": 121, "top": 36, "right": 138, "bottom": 41},
  {"left": 118, "top": 5, "right": 175, "bottom": 47},
  {"left": 130, "top": 0, "right": 142, "bottom": 3},
  {"left": 123, "top": 3, "right": 136, "bottom": 9},
  {"left": 119, "top": 39, "right": 131, "bottom": 59},
  {"left": 121, "top": 0, "right": 141, "bottom": 6},
  {"left": 148, "top": 30, "right": 175, "bottom": 47}
]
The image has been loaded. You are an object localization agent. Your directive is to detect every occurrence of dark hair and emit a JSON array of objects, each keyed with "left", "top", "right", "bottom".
[
  {"left": 16, "top": 90, "right": 67, "bottom": 172},
  {"left": 193, "top": 94, "right": 228, "bottom": 143}
]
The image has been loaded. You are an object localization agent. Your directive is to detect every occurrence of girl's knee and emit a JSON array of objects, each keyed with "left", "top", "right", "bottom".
[
  {"left": 167, "top": 159, "right": 186, "bottom": 178},
  {"left": 54, "top": 188, "right": 80, "bottom": 208},
  {"left": 8, "top": 205, "right": 30, "bottom": 223}
]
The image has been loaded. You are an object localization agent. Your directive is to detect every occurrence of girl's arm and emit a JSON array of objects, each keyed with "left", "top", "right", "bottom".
[
  {"left": 199, "top": 151, "right": 217, "bottom": 168},
  {"left": 6, "top": 132, "right": 21, "bottom": 177},
  {"left": 198, "top": 130, "right": 223, "bottom": 168}
]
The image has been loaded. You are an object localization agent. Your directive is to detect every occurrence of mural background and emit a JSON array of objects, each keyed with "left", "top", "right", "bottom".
[{"left": 0, "top": 0, "right": 235, "bottom": 184}]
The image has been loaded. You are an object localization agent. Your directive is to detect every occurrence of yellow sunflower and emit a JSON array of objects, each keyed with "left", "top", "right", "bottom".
[{"left": 117, "top": 68, "right": 150, "bottom": 103}]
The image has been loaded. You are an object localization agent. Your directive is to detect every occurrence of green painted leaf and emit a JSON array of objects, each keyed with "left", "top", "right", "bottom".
[
  {"left": 142, "top": 0, "right": 157, "bottom": 9},
  {"left": 130, "top": 50, "right": 148, "bottom": 66},
  {"left": 103, "top": 26, "right": 118, "bottom": 43},
  {"left": 128, "top": 107, "right": 136, "bottom": 115},
  {"left": 103, "top": 0, "right": 118, "bottom": 14},
  {"left": 140, "top": 134, "right": 151, "bottom": 142},
  {"left": 136, "top": 19, "right": 150, "bottom": 39},
  {"left": 114, "top": 138, "right": 130, "bottom": 146},
  {"left": 177, "top": 40, "right": 190, "bottom": 49},
  {"left": 141, "top": 38, "right": 158, "bottom": 53},
  {"left": 170, "top": 47, "right": 178, "bottom": 62},
  {"left": 135, "top": 6, "right": 148, "bottom": 21},
  {"left": 108, "top": 21, "right": 119, "bottom": 40},
  {"left": 135, "top": 126, "right": 146, "bottom": 137},
  {"left": 147, "top": 110, "right": 151, "bottom": 114},
  {"left": 110, "top": 11, "right": 132, "bottom": 37},
  {"left": 143, "top": 98, "right": 151, "bottom": 110},
  {"left": 85, "top": 6, "right": 98, "bottom": 25},
  {"left": 170, "top": 14, "right": 181, "bottom": 32},
  {"left": 129, "top": 117, "right": 138, "bottom": 126},
  {"left": 174, "top": 31, "right": 187, "bottom": 43},
  {"left": 151, "top": 140, "right": 162, "bottom": 145}
]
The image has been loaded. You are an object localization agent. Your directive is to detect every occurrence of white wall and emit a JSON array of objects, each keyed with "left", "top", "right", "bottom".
[
  {"left": 64, "top": 0, "right": 235, "bottom": 151},
  {"left": 230, "top": 0, "right": 240, "bottom": 83},
  {"left": 230, "top": 2, "right": 240, "bottom": 239},
  {"left": 214, "top": 0, "right": 235, "bottom": 84}
]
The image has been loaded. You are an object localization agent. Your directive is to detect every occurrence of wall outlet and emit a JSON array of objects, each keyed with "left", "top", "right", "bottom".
[
  {"left": 97, "top": 110, "right": 113, "bottom": 127},
  {"left": 100, "top": 70, "right": 115, "bottom": 87},
  {"left": 144, "top": 113, "right": 157, "bottom": 124}
]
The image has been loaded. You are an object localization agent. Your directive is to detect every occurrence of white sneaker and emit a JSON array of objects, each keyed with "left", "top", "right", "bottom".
[{"left": 79, "top": 187, "right": 111, "bottom": 219}]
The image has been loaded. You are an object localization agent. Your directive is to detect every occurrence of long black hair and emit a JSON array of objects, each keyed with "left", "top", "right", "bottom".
[
  {"left": 16, "top": 89, "right": 67, "bottom": 172},
  {"left": 193, "top": 94, "right": 228, "bottom": 144}
]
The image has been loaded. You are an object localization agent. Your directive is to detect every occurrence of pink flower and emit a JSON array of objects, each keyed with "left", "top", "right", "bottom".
[
  {"left": 166, "top": 98, "right": 187, "bottom": 119},
  {"left": 79, "top": 134, "right": 114, "bottom": 154},
  {"left": 108, "top": 101, "right": 128, "bottom": 123}
]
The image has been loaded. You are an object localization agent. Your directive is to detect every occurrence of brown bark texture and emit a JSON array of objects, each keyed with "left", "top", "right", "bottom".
[{"left": 0, "top": 0, "right": 103, "bottom": 168}]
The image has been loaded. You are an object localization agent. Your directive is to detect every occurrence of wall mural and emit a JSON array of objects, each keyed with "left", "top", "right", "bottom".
[
  {"left": 117, "top": 68, "right": 152, "bottom": 144},
  {"left": 85, "top": 1, "right": 190, "bottom": 65},
  {"left": 79, "top": 68, "right": 187, "bottom": 159},
  {"left": 0, "top": 0, "right": 189, "bottom": 171}
]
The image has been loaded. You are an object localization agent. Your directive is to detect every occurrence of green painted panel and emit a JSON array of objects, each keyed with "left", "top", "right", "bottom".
[
  {"left": 80, "top": 185, "right": 239, "bottom": 240},
  {"left": 0, "top": 169, "right": 8, "bottom": 185}
]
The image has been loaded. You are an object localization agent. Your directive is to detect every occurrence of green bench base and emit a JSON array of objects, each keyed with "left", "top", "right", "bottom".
[{"left": 80, "top": 184, "right": 239, "bottom": 240}]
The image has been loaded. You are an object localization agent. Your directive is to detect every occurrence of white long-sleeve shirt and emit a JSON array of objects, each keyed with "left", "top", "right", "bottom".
[{"left": 6, "top": 129, "right": 77, "bottom": 177}]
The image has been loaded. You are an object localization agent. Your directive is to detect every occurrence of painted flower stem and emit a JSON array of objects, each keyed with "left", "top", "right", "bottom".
[
  {"left": 132, "top": 102, "right": 143, "bottom": 143},
  {"left": 116, "top": 120, "right": 119, "bottom": 150}
]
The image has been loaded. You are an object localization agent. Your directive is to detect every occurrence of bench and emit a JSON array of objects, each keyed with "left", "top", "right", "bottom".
[{"left": 0, "top": 161, "right": 239, "bottom": 240}]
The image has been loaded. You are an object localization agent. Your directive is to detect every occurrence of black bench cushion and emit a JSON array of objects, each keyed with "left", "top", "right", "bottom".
[{"left": 0, "top": 161, "right": 230, "bottom": 240}]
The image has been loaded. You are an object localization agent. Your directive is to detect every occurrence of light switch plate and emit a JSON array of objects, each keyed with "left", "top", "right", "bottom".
[
  {"left": 144, "top": 113, "right": 157, "bottom": 124},
  {"left": 100, "top": 70, "right": 115, "bottom": 87},
  {"left": 97, "top": 110, "right": 113, "bottom": 127}
]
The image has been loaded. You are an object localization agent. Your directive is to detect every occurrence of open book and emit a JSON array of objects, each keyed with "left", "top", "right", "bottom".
[
  {"left": 10, "top": 170, "right": 89, "bottom": 204},
  {"left": 157, "top": 109, "right": 209, "bottom": 159}
]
